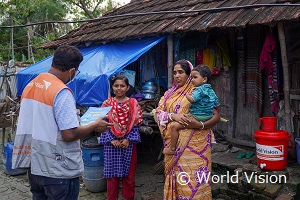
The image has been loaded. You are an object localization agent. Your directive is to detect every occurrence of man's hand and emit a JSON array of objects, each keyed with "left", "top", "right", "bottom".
[{"left": 94, "top": 115, "right": 113, "bottom": 133}]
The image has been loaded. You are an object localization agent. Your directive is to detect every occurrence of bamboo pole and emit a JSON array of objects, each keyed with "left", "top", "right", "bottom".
[
  {"left": 278, "top": 22, "right": 293, "bottom": 136},
  {"left": 167, "top": 35, "right": 174, "bottom": 88}
]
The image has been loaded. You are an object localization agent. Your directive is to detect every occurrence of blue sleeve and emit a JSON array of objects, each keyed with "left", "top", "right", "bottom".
[
  {"left": 214, "top": 97, "right": 220, "bottom": 107},
  {"left": 54, "top": 89, "right": 79, "bottom": 130},
  {"left": 191, "top": 87, "right": 203, "bottom": 102},
  {"left": 124, "top": 125, "right": 141, "bottom": 143},
  {"left": 211, "top": 89, "right": 220, "bottom": 107},
  {"left": 99, "top": 130, "right": 117, "bottom": 145}
]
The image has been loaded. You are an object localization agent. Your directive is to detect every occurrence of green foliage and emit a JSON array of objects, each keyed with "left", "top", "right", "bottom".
[
  {"left": 62, "top": 0, "right": 106, "bottom": 19},
  {"left": 0, "top": 0, "right": 122, "bottom": 62},
  {"left": 0, "top": 0, "right": 68, "bottom": 62}
]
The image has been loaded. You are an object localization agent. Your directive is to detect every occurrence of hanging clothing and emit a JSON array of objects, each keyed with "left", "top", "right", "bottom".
[
  {"left": 216, "top": 36, "right": 231, "bottom": 67},
  {"left": 202, "top": 47, "right": 215, "bottom": 70},
  {"left": 260, "top": 32, "right": 276, "bottom": 76},
  {"left": 196, "top": 50, "right": 203, "bottom": 66},
  {"left": 260, "top": 32, "right": 280, "bottom": 114}
]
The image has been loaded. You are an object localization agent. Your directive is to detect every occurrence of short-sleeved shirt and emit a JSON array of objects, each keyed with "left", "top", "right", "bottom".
[
  {"left": 190, "top": 83, "right": 220, "bottom": 119},
  {"left": 54, "top": 89, "right": 79, "bottom": 130}
]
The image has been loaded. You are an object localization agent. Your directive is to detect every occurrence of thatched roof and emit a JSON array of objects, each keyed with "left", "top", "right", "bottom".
[{"left": 41, "top": 0, "right": 300, "bottom": 49}]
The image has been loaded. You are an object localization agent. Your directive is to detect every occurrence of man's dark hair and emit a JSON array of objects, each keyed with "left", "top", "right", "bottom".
[
  {"left": 52, "top": 45, "right": 83, "bottom": 72},
  {"left": 193, "top": 65, "right": 211, "bottom": 82}
]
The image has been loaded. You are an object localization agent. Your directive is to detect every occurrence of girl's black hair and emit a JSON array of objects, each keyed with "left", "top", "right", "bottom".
[
  {"left": 173, "top": 59, "right": 191, "bottom": 75},
  {"left": 111, "top": 75, "right": 129, "bottom": 86},
  {"left": 193, "top": 65, "right": 211, "bottom": 82}
]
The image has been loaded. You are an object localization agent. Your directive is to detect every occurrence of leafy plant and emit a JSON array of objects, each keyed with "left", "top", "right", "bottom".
[{"left": 0, "top": 0, "right": 123, "bottom": 62}]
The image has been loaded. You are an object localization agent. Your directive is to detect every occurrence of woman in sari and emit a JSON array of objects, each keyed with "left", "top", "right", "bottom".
[{"left": 154, "top": 59, "right": 220, "bottom": 199}]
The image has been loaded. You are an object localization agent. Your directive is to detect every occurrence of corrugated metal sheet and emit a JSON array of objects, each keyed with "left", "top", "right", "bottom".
[
  {"left": 41, "top": 0, "right": 300, "bottom": 48},
  {"left": 0, "top": 62, "right": 31, "bottom": 100}
]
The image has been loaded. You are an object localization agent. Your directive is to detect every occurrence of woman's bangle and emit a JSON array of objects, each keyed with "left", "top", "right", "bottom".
[
  {"left": 200, "top": 121, "right": 204, "bottom": 130},
  {"left": 168, "top": 113, "right": 174, "bottom": 121}
]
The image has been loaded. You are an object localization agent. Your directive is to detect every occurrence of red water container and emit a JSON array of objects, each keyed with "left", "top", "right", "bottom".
[
  {"left": 253, "top": 117, "right": 292, "bottom": 170},
  {"left": 258, "top": 117, "right": 277, "bottom": 132}
]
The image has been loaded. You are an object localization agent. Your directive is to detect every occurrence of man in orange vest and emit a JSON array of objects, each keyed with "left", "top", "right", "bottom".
[{"left": 13, "top": 45, "right": 113, "bottom": 200}]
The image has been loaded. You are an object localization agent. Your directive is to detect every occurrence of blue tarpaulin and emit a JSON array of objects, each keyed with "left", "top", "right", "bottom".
[{"left": 17, "top": 36, "right": 165, "bottom": 106}]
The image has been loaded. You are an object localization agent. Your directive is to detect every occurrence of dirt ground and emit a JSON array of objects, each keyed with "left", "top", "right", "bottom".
[{"left": 0, "top": 131, "right": 165, "bottom": 200}]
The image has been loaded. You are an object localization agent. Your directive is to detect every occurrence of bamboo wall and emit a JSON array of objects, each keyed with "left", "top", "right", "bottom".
[{"left": 210, "top": 71, "right": 231, "bottom": 132}]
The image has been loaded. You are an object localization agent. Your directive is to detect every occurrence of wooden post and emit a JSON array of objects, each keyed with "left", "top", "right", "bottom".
[
  {"left": 228, "top": 29, "right": 237, "bottom": 139},
  {"left": 278, "top": 22, "right": 293, "bottom": 136},
  {"left": 167, "top": 35, "right": 174, "bottom": 88}
]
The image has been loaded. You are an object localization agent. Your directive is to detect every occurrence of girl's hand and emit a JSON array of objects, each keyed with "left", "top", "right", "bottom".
[
  {"left": 111, "top": 140, "right": 121, "bottom": 148},
  {"left": 120, "top": 139, "right": 129, "bottom": 149}
]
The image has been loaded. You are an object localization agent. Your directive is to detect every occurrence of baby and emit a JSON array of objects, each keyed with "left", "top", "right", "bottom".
[{"left": 164, "top": 65, "right": 220, "bottom": 154}]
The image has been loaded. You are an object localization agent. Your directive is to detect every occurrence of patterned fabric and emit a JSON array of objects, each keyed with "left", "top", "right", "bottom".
[
  {"left": 202, "top": 47, "right": 215, "bottom": 70},
  {"left": 260, "top": 32, "right": 276, "bottom": 76},
  {"left": 260, "top": 32, "right": 280, "bottom": 114},
  {"left": 190, "top": 83, "right": 220, "bottom": 119},
  {"left": 154, "top": 61, "right": 214, "bottom": 199},
  {"left": 99, "top": 125, "right": 140, "bottom": 178},
  {"left": 101, "top": 97, "right": 142, "bottom": 137}
]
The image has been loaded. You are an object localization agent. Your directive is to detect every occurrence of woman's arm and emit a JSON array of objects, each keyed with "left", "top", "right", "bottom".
[
  {"left": 193, "top": 109, "right": 220, "bottom": 129},
  {"left": 171, "top": 108, "right": 220, "bottom": 129},
  {"left": 154, "top": 94, "right": 173, "bottom": 129}
]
